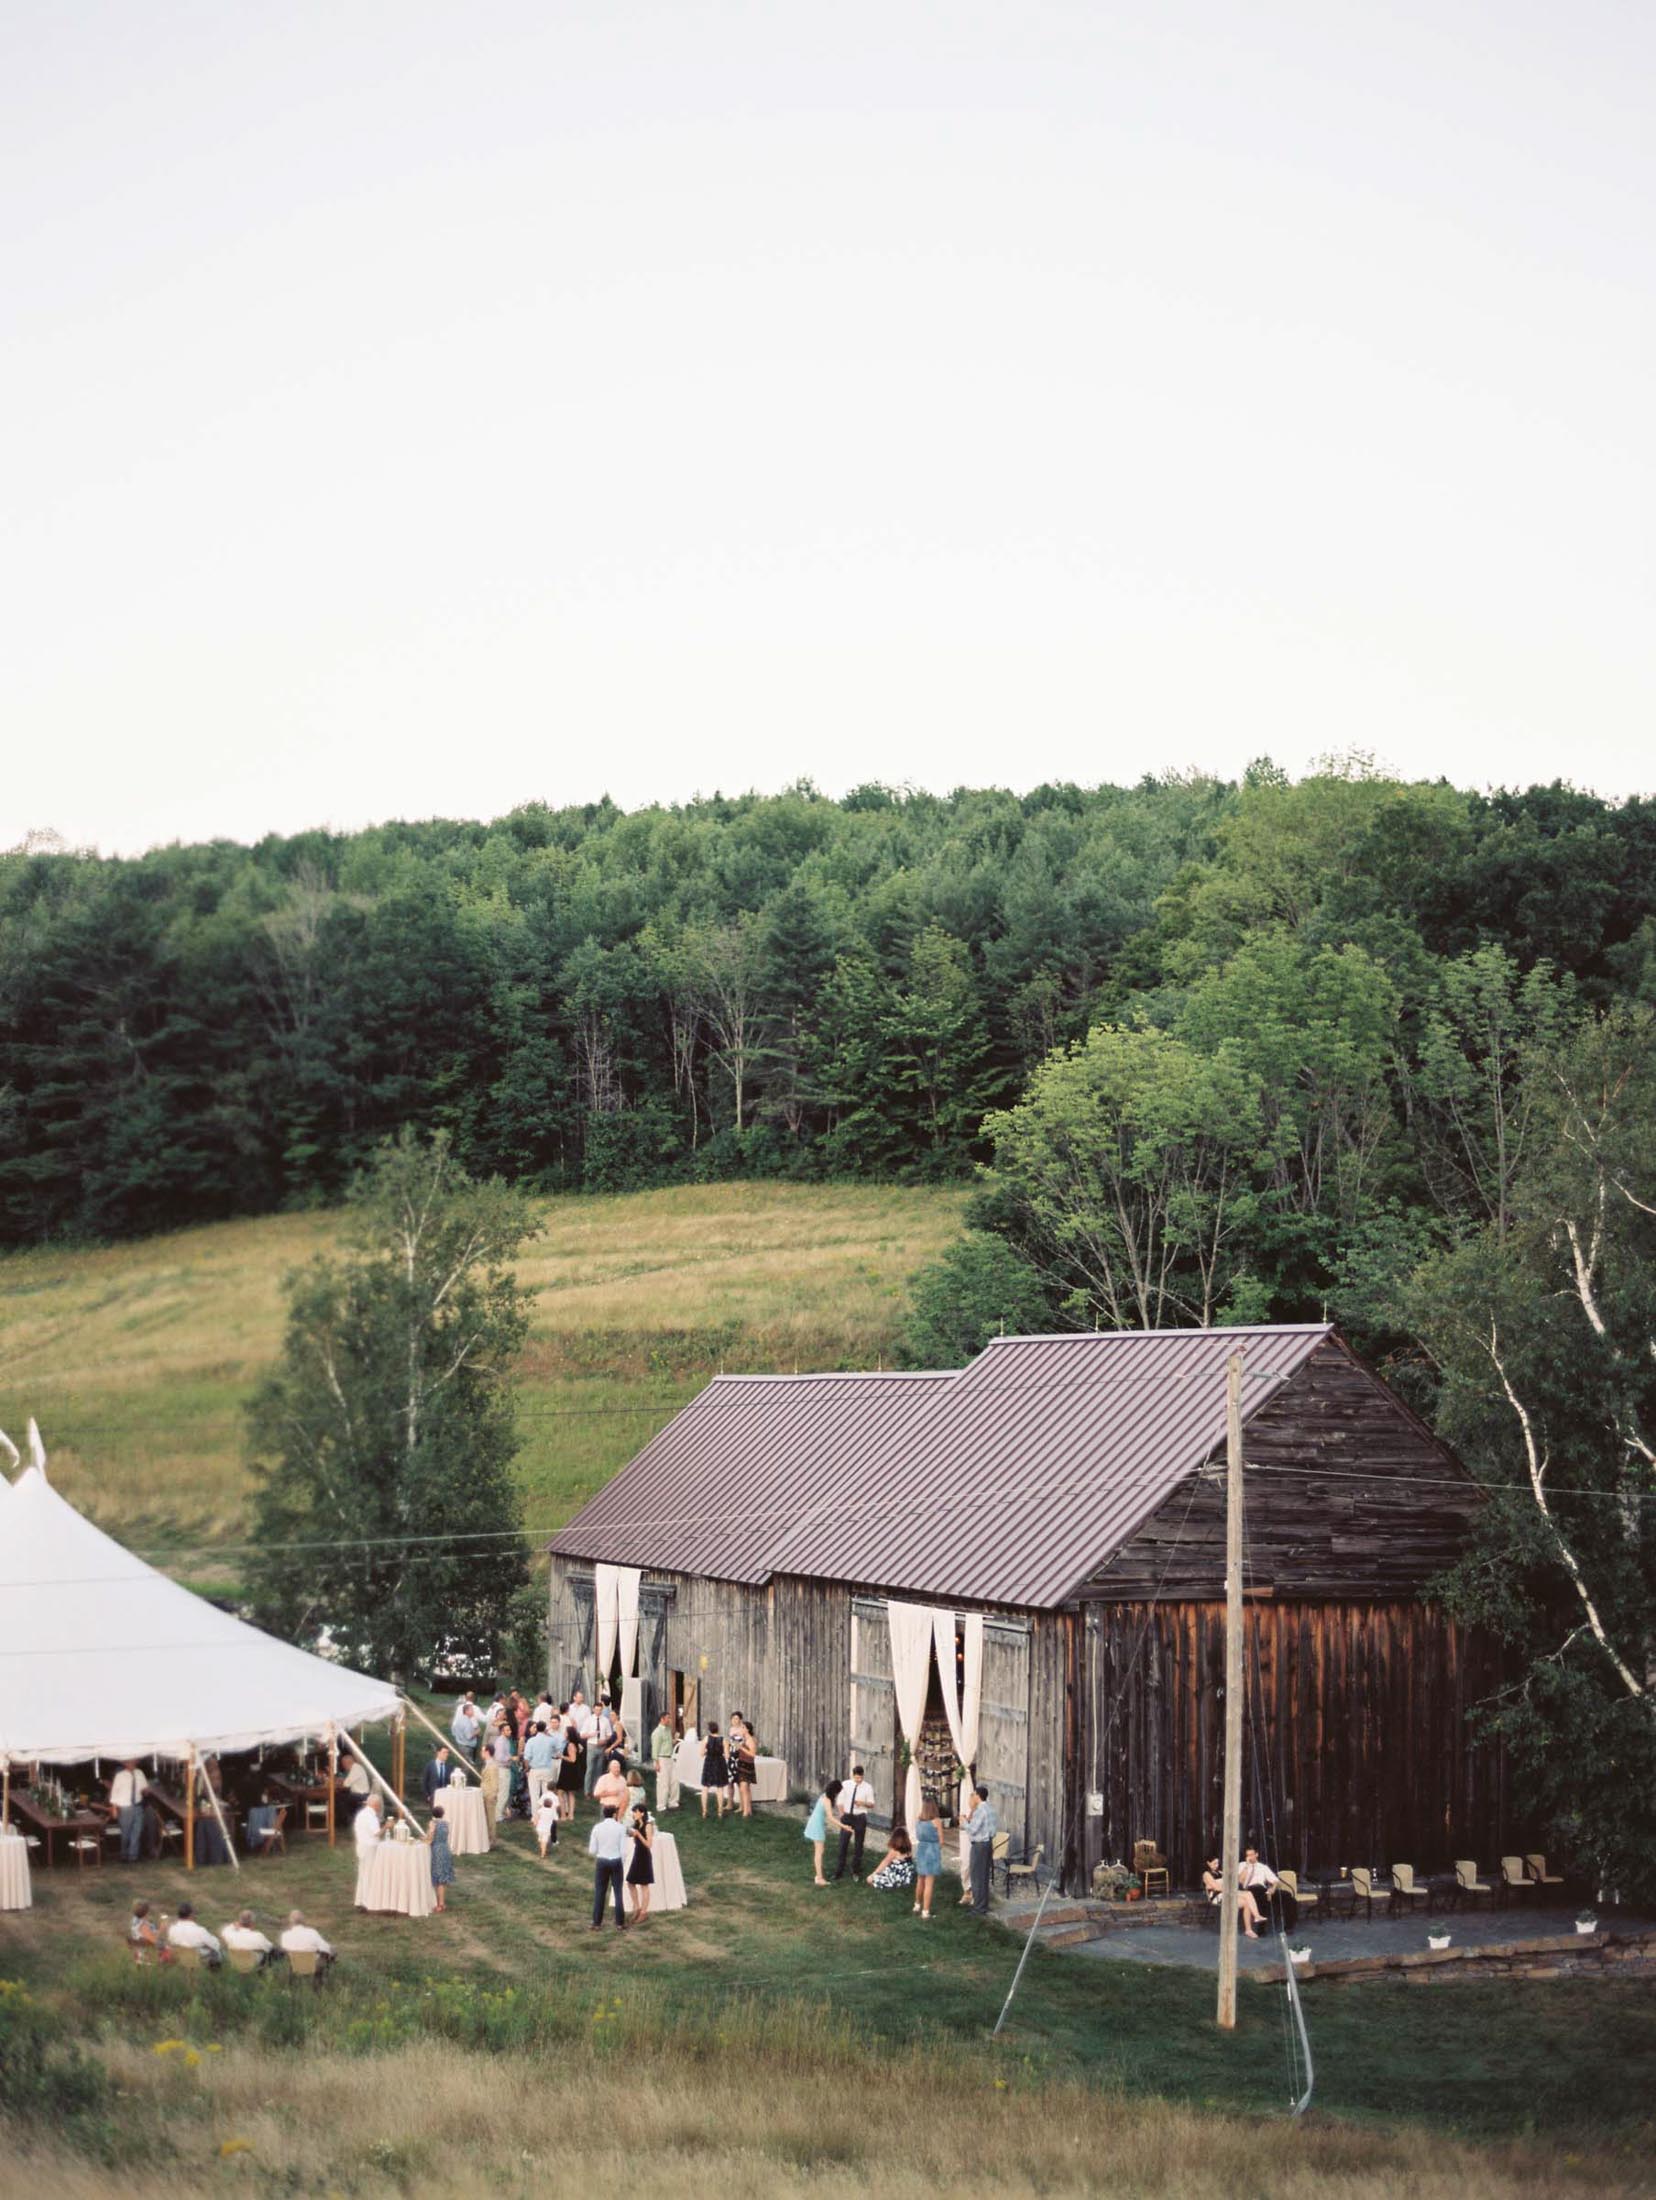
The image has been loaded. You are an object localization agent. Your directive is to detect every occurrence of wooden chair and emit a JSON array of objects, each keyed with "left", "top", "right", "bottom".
[
  {"left": 252, "top": 1806, "right": 289, "bottom": 1858},
  {"left": 1133, "top": 1840, "right": 1170, "bottom": 1899},
  {"left": 1005, "top": 1843, "right": 1045, "bottom": 1897},
  {"left": 1454, "top": 1859, "right": 1494, "bottom": 1910},
  {"left": 227, "top": 1948, "right": 264, "bottom": 1976},
  {"left": 70, "top": 1835, "right": 102, "bottom": 1871},
  {"left": 1389, "top": 1862, "right": 1431, "bottom": 1915},
  {"left": 1526, "top": 1854, "right": 1564, "bottom": 1890},
  {"left": 1348, "top": 1866, "right": 1376, "bottom": 1920},
  {"left": 1500, "top": 1857, "right": 1534, "bottom": 1905}
]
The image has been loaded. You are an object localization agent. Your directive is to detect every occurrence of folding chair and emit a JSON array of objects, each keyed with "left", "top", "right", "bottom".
[
  {"left": 172, "top": 1944, "right": 204, "bottom": 1972},
  {"left": 227, "top": 1948, "right": 263, "bottom": 1976}
]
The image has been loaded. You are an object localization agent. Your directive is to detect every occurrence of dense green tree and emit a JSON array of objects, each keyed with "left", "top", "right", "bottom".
[
  {"left": 245, "top": 1129, "right": 539, "bottom": 1680},
  {"left": 898, "top": 1231, "right": 1054, "bottom": 1367}
]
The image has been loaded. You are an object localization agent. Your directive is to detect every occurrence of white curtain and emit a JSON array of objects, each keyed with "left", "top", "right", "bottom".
[
  {"left": 616, "top": 1567, "right": 643, "bottom": 1679},
  {"left": 934, "top": 1610, "right": 984, "bottom": 1881},
  {"left": 594, "top": 1564, "right": 621, "bottom": 1683},
  {"left": 886, "top": 1599, "right": 935, "bottom": 1830}
]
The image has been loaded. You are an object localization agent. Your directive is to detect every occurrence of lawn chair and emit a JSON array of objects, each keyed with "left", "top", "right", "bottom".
[
  {"left": 1499, "top": 1857, "right": 1534, "bottom": 1906},
  {"left": 285, "top": 1947, "right": 330, "bottom": 1988},
  {"left": 1004, "top": 1843, "right": 1045, "bottom": 1897},
  {"left": 1525, "top": 1854, "right": 1565, "bottom": 1890},
  {"left": 1348, "top": 1866, "right": 1376, "bottom": 1920},
  {"left": 227, "top": 1948, "right": 264, "bottom": 1976},
  {"left": 171, "top": 1943, "right": 204, "bottom": 1972},
  {"left": 1277, "top": 1869, "right": 1317, "bottom": 1922},
  {"left": 1388, "top": 1862, "right": 1431, "bottom": 1916},
  {"left": 1454, "top": 1859, "right": 1494, "bottom": 1910}
]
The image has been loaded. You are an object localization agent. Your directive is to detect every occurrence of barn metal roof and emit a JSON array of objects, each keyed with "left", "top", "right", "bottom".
[
  {"left": 545, "top": 1369, "right": 958, "bottom": 1586},
  {"left": 549, "top": 1324, "right": 1335, "bottom": 1608}
]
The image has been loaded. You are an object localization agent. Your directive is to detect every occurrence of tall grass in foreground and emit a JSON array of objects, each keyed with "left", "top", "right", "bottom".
[{"left": 3, "top": 1952, "right": 1650, "bottom": 2198}]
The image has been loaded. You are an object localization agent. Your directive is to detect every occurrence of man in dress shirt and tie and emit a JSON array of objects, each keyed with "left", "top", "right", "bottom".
[
  {"left": 966, "top": 1784, "right": 998, "bottom": 1916},
  {"left": 833, "top": 1765, "right": 876, "bottom": 1881},
  {"left": 587, "top": 1804, "right": 629, "bottom": 1930},
  {"left": 421, "top": 1746, "right": 454, "bottom": 1806},
  {"left": 1240, "top": 1845, "right": 1296, "bottom": 1930},
  {"left": 108, "top": 1759, "right": 149, "bottom": 1862}
]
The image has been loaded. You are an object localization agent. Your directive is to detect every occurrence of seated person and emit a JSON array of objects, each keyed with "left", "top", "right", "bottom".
[
  {"left": 1201, "top": 1856, "right": 1263, "bottom": 1939},
  {"left": 1239, "top": 1844, "right": 1296, "bottom": 1931},
  {"left": 128, "top": 1898, "right": 166, "bottom": 1964},
  {"left": 166, "top": 1900, "right": 223, "bottom": 1966},
  {"left": 867, "top": 1827, "right": 916, "bottom": 1891},
  {"left": 221, "top": 1909, "right": 275, "bottom": 1965},
  {"left": 279, "top": 1909, "right": 335, "bottom": 1970}
]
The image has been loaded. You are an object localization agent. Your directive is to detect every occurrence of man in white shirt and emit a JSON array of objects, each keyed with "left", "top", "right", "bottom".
[
  {"left": 167, "top": 1901, "right": 222, "bottom": 1966},
  {"left": 280, "top": 1910, "right": 335, "bottom": 1970},
  {"left": 833, "top": 1765, "right": 876, "bottom": 1881},
  {"left": 587, "top": 1804, "right": 629, "bottom": 1930},
  {"left": 352, "top": 1796, "right": 383, "bottom": 1908},
  {"left": 108, "top": 1759, "right": 149, "bottom": 1863},
  {"left": 221, "top": 1909, "right": 274, "bottom": 1966},
  {"left": 343, "top": 1757, "right": 372, "bottom": 1799},
  {"left": 451, "top": 1696, "right": 483, "bottom": 1753},
  {"left": 1240, "top": 1845, "right": 1295, "bottom": 1930}
]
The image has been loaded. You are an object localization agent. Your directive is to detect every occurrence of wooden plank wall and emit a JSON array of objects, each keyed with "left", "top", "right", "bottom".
[{"left": 1079, "top": 1598, "right": 1508, "bottom": 1884}]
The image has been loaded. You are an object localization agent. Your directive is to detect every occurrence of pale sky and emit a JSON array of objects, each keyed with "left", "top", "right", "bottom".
[{"left": 3, "top": 0, "right": 1652, "bottom": 855}]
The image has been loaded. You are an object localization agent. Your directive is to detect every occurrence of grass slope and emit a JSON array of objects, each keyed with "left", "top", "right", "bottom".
[
  {"left": 2, "top": 1760, "right": 1652, "bottom": 2196},
  {"left": 0, "top": 1182, "right": 965, "bottom": 1569}
]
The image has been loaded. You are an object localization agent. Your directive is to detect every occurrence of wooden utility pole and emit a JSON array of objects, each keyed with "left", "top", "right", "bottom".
[{"left": 1217, "top": 1349, "right": 1245, "bottom": 2031}]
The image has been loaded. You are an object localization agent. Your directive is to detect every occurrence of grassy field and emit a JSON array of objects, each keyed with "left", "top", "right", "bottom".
[
  {"left": 0, "top": 1182, "right": 965, "bottom": 1570},
  {"left": 2, "top": 1750, "right": 1652, "bottom": 2197}
]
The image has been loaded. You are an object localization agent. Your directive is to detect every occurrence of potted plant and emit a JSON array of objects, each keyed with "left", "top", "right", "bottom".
[
  {"left": 1427, "top": 1928, "right": 1452, "bottom": 1951},
  {"left": 1575, "top": 1909, "right": 1597, "bottom": 1936},
  {"left": 1287, "top": 1943, "right": 1311, "bottom": 1966}
]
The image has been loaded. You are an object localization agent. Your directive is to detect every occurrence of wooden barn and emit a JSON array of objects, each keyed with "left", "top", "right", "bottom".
[{"left": 546, "top": 1324, "right": 1508, "bottom": 1888}]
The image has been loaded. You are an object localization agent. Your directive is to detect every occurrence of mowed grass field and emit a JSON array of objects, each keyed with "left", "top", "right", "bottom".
[
  {"left": 3, "top": 1739, "right": 1654, "bottom": 2198},
  {"left": 0, "top": 1182, "right": 966, "bottom": 1571}
]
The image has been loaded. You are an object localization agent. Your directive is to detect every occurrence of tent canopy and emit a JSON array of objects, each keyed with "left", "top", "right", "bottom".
[{"left": 0, "top": 1463, "right": 401, "bottom": 1766}]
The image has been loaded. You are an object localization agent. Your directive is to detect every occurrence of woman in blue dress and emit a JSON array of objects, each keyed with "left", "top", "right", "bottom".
[
  {"left": 912, "top": 1796, "right": 944, "bottom": 1919},
  {"left": 426, "top": 1803, "right": 455, "bottom": 1913},
  {"left": 802, "top": 1778, "right": 845, "bottom": 1886}
]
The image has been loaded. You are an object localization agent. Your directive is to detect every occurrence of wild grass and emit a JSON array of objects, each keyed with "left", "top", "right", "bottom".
[{"left": 0, "top": 1182, "right": 965, "bottom": 1561}]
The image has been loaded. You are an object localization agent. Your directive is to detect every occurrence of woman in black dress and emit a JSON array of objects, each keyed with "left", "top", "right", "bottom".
[
  {"left": 699, "top": 1722, "right": 728, "bottom": 1818},
  {"left": 626, "top": 1802, "right": 655, "bottom": 1923},
  {"left": 557, "top": 1710, "right": 582, "bottom": 1823}
]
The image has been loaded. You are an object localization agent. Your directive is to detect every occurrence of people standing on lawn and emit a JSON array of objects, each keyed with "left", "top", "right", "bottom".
[
  {"left": 426, "top": 1804, "right": 454, "bottom": 1911},
  {"left": 353, "top": 1794, "right": 383, "bottom": 1907},
  {"left": 700, "top": 1722, "right": 729, "bottom": 1818},
  {"left": 965, "top": 1783, "right": 997, "bottom": 1915},
  {"left": 594, "top": 1754, "right": 630, "bottom": 1820},
  {"left": 912, "top": 1796, "right": 943, "bottom": 1919},
  {"left": 108, "top": 1758, "right": 149, "bottom": 1862},
  {"left": 588, "top": 1804, "right": 629, "bottom": 1930},
  {"left": 727, "top": 1713, "right": 757, "bottom": 1817},
  {"left": 558, "top": 1707, "right": 584, "bottom": 1822},
  {"left": 651, "top": 1712, "right": 678, "bottom": 1812},
  {"left": 803, "top": 1779, "right": 845, "bottom": 1886},
  {"left": 534, "top": 1783, "right": 560, "bottom": 1859},
  {"left": 524, "top": 1720, "right": 561, "bottom": 1819},
  {"left": 834, "top": 1764, "right": 876, "bottom": 1880},
  {"left": 422, "top": 1745, "right": 454, "bottom": 1805},
  {"left": 451, "top": 1696, "right": 483, "bottom": 1755},
  {"left": 626, "top": 1801, "right": 655, "bottom": 1924},
  {"left": 488, "top": 1720, "right": 516, "bottom": 1826}
]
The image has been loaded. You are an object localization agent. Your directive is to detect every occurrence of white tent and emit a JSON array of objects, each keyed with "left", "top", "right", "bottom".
[{"left": 0, "top": 1455, "right": 402, "bottom": 1768}]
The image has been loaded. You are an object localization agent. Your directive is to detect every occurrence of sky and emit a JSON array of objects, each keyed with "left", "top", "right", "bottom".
[{"left": 3, "top": 0, "right": 1652, "bottom": 855}]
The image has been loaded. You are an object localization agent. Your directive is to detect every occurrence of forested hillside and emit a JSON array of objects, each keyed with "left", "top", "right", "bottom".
[{"left": 3, "top": 761, "right": 1653, "bottom": 1251}]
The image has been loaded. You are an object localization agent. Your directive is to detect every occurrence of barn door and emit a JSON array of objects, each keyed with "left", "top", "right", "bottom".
[
  {"left": 849, "top": 1598, "right": 896, "bottom": 1824},
  {"left": 977, "top": 1619, "right": 1031, "bottom": 1851}
]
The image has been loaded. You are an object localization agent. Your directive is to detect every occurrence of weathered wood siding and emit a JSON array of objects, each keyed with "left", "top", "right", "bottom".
[
  {"left": 1079, "top": 1598, "right": 1508, "bottom": 1883},
  {"left": 1090, "top": 1337, "right": 1483, "bottom": 1602}
]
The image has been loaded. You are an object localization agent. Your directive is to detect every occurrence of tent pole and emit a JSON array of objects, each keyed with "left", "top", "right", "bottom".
[
  {"left": 2, "top": 1758, "right": 10, "bottom": 1829},
  {"left": 401, "top": 1694, "right": 484, "bottom": 1784},
  {"left": 335, "top": 1726, "right": 422, "bottom": 1835},
  {"left": 392, "top": 1711, "right": 406, "bottom": 1802},
  {"left": 183, "top": 1747, "right": 196, "bottom": 1872},
  {"left": 327, "top": 1733, "right": 338, "bottom": 1849},
  {"left": 198, "top": 1757, "right": 241, "bottom": 1875}
]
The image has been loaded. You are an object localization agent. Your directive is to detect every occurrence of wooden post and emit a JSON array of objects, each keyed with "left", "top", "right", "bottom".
[
  {"left": 326, "top": 1733, "right": 337, "bottom": 1849},
  {"left": 183, "top": 1746, "right": 196, "bottom": 1873},
  {"left": 1217, "top": 1349, "right": 1245, "bottom": 2031},
  {"left": 392, "top": 1715, "right": 406, "bottom": 1803}
]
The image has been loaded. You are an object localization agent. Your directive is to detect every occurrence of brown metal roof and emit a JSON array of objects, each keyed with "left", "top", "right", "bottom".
[
  {"left": 549, "top": 1325, "right": 1335, "bottom": 1607},
  {"left": 767, "top": 1325, "right": 1332, "bottom": 1607},
  {"left": 546, "top": 1369, "right": 958, "bottom": 1586}
]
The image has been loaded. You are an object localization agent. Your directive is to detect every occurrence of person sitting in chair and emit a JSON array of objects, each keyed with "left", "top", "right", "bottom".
[
  {"left": 1202, "top": 1856, "right": 1263, "bottom": 1938},
  {"left": 166, "top": 1901, "right": 223, "bottom": 1965},
  {"left": 222, "top": 1909, "right": 274, "bottom": 1965},
  {"left": 280, "top": 1910, "right": 335, "bottom": 1970},
  {"left": 1240, "top": 1844, "right": 1296, "bottom": 1931}
]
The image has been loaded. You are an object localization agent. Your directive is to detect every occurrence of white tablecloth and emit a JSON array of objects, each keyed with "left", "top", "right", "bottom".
[
  {"left": 438, "top": 1783, "right": 490, "bottom": 1856},
  {"left": 0, "top": 1832, "right": 32, "bottom": 1912},
  {"left": 358, "top": 1837, "right": 436, "bottom": 1918},
  {"left": 626, "top": 1828, "right": 686, "bottom": 1913},
  {"left": 674, "top": 1733, "right": 705, "bottom": 1790}
]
